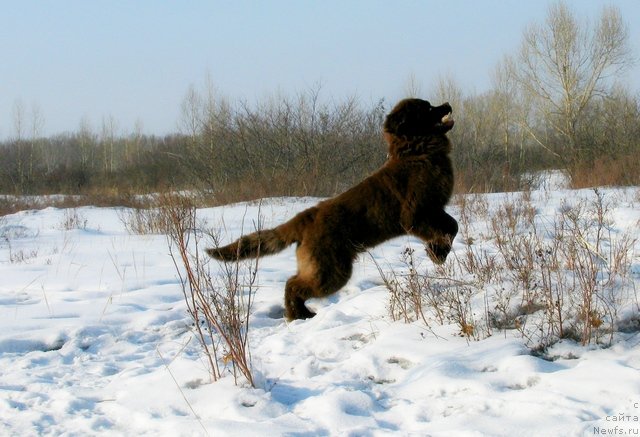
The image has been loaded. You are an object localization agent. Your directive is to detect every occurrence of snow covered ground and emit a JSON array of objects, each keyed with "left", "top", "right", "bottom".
[{"left": 1, "top": 187, "right": 639, "bottom": 436}]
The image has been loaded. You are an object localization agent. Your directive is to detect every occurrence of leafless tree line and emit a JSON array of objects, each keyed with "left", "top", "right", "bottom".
[
  {"left": 0, "top": 105, "right": 184, "bottom": 195},
  {"left": 176, "top": 82, "right": 387, "bottom": 202},
  {"left": 1, "top": 1, "right": 638, "bottom": 201}
]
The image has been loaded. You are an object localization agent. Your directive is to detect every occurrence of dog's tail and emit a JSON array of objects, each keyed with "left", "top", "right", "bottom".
[
  {"left": 206, "top": 228, "right": 290, "bottom": 261},
  {"left": 206, "top": 207, "right": 315, "bottom": 261}
]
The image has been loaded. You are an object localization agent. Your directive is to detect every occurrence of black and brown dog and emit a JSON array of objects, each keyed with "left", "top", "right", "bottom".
[{"left": 207, "top": 98, "right": 458, "bottom": 320}]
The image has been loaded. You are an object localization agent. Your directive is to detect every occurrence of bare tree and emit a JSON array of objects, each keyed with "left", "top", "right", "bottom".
[
  {"left": 78, "top": 117, "right": 96, "bottom": 171},
  {"left": 125, "top": 119, "right": 144, "bottom": 166},
  {"left": 403, "top": 72, "right": 424, "bottom": 98},
  {"left": 12, "top": 99, "right": 25, "bottom": 142},
  {"left": 179, "top": 84, "right": 203, "bottom": 141},
  {"left": 100, "top": 115, "right": 118, "bottom": 173},
  {"left": 508, "top": 1, "right": 632, "bottom": 163},
  {"left": 178, "top": 82, "right": 220, "bottom": 191},
  {"left": 30, "top": 103, "right": 45, "bottom": 176},
  {"left": 11, "top": 100, "right": 27, "bottom": 189}
]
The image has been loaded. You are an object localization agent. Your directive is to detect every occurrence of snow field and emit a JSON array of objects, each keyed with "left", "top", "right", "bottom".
[{"left": 0, "top": 188, "right": 639, "bottom": 436}]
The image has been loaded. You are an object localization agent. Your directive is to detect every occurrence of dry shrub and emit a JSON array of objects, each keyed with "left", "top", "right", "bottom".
[
  {"left": 379, "top": 189, "right": 637, "bottom": 350},
  {"left": 120, "top": 206, "right": 169, "bottom": 235},
  {"left": 375, "top": 247, "right": 432, "bottom": 326},
  {"left": 118, "top": 191, "right": 221, "bottom": 235},
  {"left": 570, "top": 154, "right": 640, "bottom": 189},
  {"left": 0, "top": 191, "right": 151, "bottom": 217},
  {"left": 376, "top": 245, "right": 488, "bottom": 340},
  {"left": 161, "top": 193, "right": 258, "bottom": 387},
  {"left": 60, "top": 209, "right": 88, "bottom": 231}
]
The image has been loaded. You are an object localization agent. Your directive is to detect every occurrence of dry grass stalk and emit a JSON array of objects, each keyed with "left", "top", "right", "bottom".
[{"left": 163, "top": 193, "right": 258, "bottom": 387}]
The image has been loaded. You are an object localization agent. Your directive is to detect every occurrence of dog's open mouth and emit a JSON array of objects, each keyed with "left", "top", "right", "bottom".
[{"left": 439, "top": 111, "right": 455, "bottom": 130}]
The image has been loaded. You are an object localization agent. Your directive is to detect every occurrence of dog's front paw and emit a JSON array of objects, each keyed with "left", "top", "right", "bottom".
[{"left": 426, "top": 241, "right": 451, "bottom": 264}]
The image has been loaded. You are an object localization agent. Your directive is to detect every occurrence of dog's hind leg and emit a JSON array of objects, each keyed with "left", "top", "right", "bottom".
[
  {"left": 284, "top": 244, "right": 354, "bottom": 320},
  {"left": 284, "top": 244, "right": 321, "bottom": 320},
  {"left": 284, "top": 275, "right": 318, "bottom": 320}
]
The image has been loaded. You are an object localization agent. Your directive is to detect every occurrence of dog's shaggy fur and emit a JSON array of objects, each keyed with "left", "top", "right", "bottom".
[{"left": 207, "top": 98, "right": 458, "bottom": 320}]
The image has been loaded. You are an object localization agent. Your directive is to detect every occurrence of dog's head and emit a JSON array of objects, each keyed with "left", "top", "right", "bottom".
[{"left": 383, "top": 99, "right": 454, "bottom": 138}]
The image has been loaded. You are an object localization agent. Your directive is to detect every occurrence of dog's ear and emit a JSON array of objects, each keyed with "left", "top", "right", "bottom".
[
  {"left": 384, "top": 99, "right": 431, "bottom": 136},
  {"left": 384, "top": 100, "right": 412, "bottom": 134},
  {"left": 383, "top": 110, "right": 404, "bottom": 135}
]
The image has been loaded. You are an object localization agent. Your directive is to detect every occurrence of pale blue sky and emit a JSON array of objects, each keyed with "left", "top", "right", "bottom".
[{"left": 1, "top": 0, "right": 639, "bottom": 139}]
